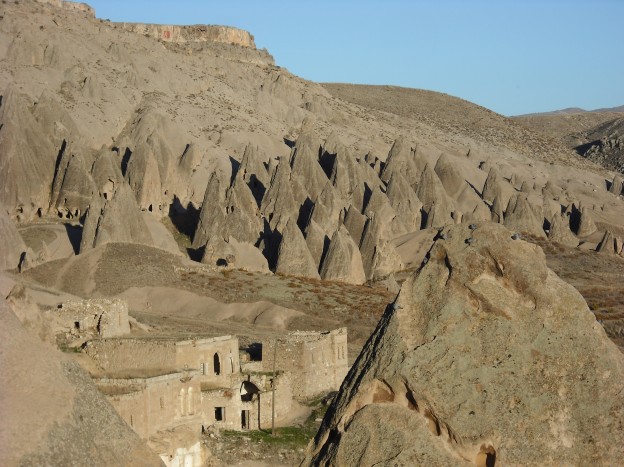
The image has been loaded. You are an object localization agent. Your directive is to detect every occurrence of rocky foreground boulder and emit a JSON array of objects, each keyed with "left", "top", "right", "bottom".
[{"left": 303, "top": 222, "right": 624, "bottom": 466}]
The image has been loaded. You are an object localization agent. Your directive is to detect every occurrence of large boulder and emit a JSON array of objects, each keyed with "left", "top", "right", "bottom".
[{"left": 304, "top": 223, "right": 624, "bottom": 466}]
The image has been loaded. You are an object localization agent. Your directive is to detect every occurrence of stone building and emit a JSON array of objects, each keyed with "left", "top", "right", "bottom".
[
  {"left": 55, "top": 298, "right": 130, "bottom": 338},
  {"left": 84, "top": 329, "right": 346, "bottom": 464},
  {"left": 261, "top": 328, "right": 348, "bottom": 398}
]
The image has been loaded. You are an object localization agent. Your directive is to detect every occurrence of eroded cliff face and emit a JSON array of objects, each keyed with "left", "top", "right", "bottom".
[
  {"left": 116, "top": 23, "right": 256, "bottom": 48},
  {"left": 303, "top": 223, "right": 624, "bottom": 466}
]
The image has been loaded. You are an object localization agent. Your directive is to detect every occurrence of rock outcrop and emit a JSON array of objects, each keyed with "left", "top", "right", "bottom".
[
  {"left": 548, "top": 213, "right": 578, "bottom": 247},
  {"left": 319, "top": 226, "right": 366, "bottom": 284},
  {"left": 116, "top": 23, "right": 256, "bottom": 48},
  {"left": 304, "top": 223, "right": 624, "bottom": 466},
  {"left": 275, "top": 219, "right": 320, "bottom": 279},
  {"left": 504, "top": 193, "right": 546, "bottom": 238}
]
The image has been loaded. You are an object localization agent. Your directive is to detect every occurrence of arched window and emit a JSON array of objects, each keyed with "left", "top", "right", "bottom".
[
  {"left": 180, "top": 389, "right": 186, "bottom": 416},
  {"left": 187, "top": 387, "right": 194, "bottom": 415},
  {"left": 213, "top": 353, "right": 221, "bottom": 375}
]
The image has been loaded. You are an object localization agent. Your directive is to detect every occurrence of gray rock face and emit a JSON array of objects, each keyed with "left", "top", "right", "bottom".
[
  {"left": 481, "top": 167, "right": 505, "bottom": 204},
  {"left": 0, "top": 88, "right": 58, "bottom": 220},
  {"left": 434, "top": 152, "right": 465, "bottom": 198},
  {"left": 342, "top": 205, "right": 367, "bottom": 246},
  {"left": 386, "top": 172, "right": 422, "bottom": 232},
  {"left": 504, "top": 193, "right": 546, "bottom": 238},
  {"left": 319, "top": 225, "right": 366, "bottom": 284},
  {"left": 359, "top": 214, "right": 404, "bottom": 281},
  {"left": 596, "top": 230, "right": 623, "bottom": 255},
  {"left": 275, "top": 218, "right": 320, "bottom": 279},
  {"left": 417, "top": 164, "right": 454, "bottom": 227},
  {"left": 380, "top": 137, "right": 420, "bottom": 186},
  {"left": 548, "top": 213, "right": 578, "bottom": 247},
  {"left": 80, "top": 182, "right": 153, "bottom": 251},
  {"left": 577, "top": 206, "right": 597, "bottom": 237},
  {"left": 304, "top": 223, "right": 624, "bottom": 466},
  {"left": 289, "top": 131, "right": 328, "bottom": 200}
]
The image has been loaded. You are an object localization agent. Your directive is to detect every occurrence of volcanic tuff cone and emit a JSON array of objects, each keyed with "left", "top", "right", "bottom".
[
  {"left": 319, "top": 225, "right": 366, "bottom": 285},
  {"left": 304, "top": 223, "right": 624, "bottom": 466},
  {"left": 275, "top": 218, "right": 320, "bottom": 279}
]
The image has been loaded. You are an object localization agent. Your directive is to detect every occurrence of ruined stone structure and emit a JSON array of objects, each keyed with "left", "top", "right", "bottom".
[
  {"left": 55, "top": 298, "right": 130, "bottom": 338},
  {"left": 86, "top": 335, "right": 300, "bottom": 432},
  {"left": 261, "top": 328, "right": 348, "bottom": 398}
]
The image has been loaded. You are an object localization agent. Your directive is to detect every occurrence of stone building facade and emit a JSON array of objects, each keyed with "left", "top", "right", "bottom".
[
  {"left": 85, "top": 328, "right": 346, "bottom": 464},
  {"left": 55, "top": 298, "right": 130, "bottom": 338},
  {"left": 261, "top": 327, "right": 348, "bottom": 398}
]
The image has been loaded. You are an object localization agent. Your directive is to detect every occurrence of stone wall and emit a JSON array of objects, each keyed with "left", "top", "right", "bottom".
[
  {"left": 116, "top": 23, "right": 256, "bottom": 48},
  {"left": 176, "top": 336, "right": 240, "bottom": 386},
  {"left": 97, "top": 371, "right": 202, "bottom": 439},
  {"left": 55, "top": 298, "right": 130, "bottom": 338},
  {"left": 85, "top": 335, "right": 241, "bottom": 379},
  {"left": 85, "top": 338, "right": 178, "bottom": 374},
  {"left": 262, "top": 328, "right": 348, "bottom": 398}
]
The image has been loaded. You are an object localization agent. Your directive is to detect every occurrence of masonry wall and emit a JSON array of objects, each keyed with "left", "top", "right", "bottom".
[
  {"left": 261, "top": 328, "right": 348, "bottom": 398},
  {"left": 100, "top": 373, "right": 202, "bottom": 439},
  {"left": 176, "top": 336, "right": 240, "bottom": 387},
  {"left": 56, "top": 298, "right": 130, "bottom": 338},
  {"left": 85, "top": 339, "right": 177, "bottom": 374}
]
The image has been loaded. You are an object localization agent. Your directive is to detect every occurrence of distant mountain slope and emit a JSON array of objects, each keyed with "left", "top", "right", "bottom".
[
  {"left": 322, "top": 83, "right": 596, "bottom": 171},
  {"left": 514, "top": 106, "right": 624, "bottom": 173}
]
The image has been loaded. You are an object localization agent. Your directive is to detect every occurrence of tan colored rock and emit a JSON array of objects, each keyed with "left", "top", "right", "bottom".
[
  {"left": 360, "top": 214, "right": 404, "bottom": 280},
  {"left": 434, "top": 153, "right": 465, "bottom": 198},
  {"left": 275, "top": 218, "right": 320, "bottom": 279},
  {"left": 305, "top": 219, "right": 329, "bottom": 270},
  {"left": 609, "top": 174, "right": 624, "bottom": 195},
  {"left": 504, "top": 193, "right": 546, "bottom": 238},
  {"left": 343, "top": 205, "right": 367, "bottom": 246},
  {"left": 416, "top": 164, "right": 454, "bottom": 225},
  {"left": 80, "top": 182, "right": 153, "bottom": 252},
  {"left": 596, "top": 230, "right": 622, "bottom": 255},
  {"left": 261, "top": 157, "right": 306, "bottom": 229},
  {"left": 0, "top": 205, "right": 28, "bottom": 271},
  {"left": 320, "top": 226, "right": 366, "bottom": 284},
  {"left": 304, "top": 223, "right": 624, "bottom": 466},
  {"left": 380, "top": 137, "right": 420, "bottom": 186},
  {"left": 310, "top": 181, "right": 343, "bottom": 236},
  {"left": 481, "top": 167, "right": 505, "bottom": 204},
  {"left": 386, "top": 172, "right": 422, "bottom": 232},
  {"left": 192, "top": 172, "right": 227, "bottom": 248},
  {"left": 289, "top": 131, "right": 329, "bottom": 200},
  {"left": 577, "top": 206, "right": 597, "bottom": 237},
  {"left": 548, "top": 213, "right": 578, "bottom": 247}
]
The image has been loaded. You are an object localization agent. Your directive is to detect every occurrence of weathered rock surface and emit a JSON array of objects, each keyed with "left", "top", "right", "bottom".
[
  {"left": 548, "top": 213, "right": 579, "bottom": 247},
  {"left": 275, "top": 218, "right": 320, "bottom": 279},
  {"left": 504, "top": 193, "right": 546, "bottom": 238},
  {"left": 319, "top": 226, "right": 366, "bottom": 284},
  {"left": 304, "top": 223, "right": 624, "bottom": 466},
  {"left": 0, "top": 205, "right": 28, "bottom": 271}
]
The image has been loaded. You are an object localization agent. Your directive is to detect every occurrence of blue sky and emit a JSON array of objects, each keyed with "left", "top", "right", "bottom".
[{"left": 87, "top": 1, "right": 624, "bottom": 116}]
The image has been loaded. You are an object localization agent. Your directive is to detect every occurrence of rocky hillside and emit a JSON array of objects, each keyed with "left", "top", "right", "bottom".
[
  {"left": 303, "top": 223, "right": 624, "bottom": 465},
  {"left": 514, "top": 109, "right": 624, "bottom": 173},
  {"left": 1, "top": 0, "right": 624, "bottom": 282}
]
